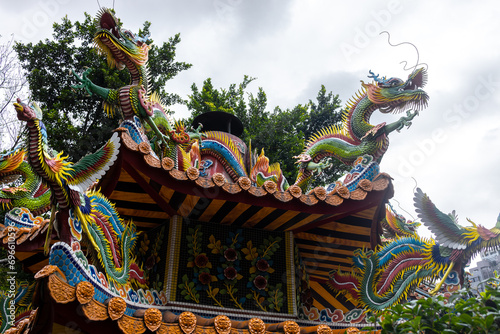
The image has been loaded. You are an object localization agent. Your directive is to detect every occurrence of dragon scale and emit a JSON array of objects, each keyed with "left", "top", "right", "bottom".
[
  {"left": 14, "top": 100, "right": 144, "bottom": 285},
  {"left": 294, "top": 68, "right": 428, "bottom": 190}
]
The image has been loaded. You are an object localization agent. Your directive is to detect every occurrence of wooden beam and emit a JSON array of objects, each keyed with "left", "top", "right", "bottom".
[{"left": 122, "top": 161, "right": 178, "bottom": 217}]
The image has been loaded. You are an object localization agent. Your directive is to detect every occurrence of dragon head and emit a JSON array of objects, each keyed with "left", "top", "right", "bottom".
[
  {"left": 362, "top": 67, "right": 429, "bottom": 114},
  {"left": 94, "top": 8, "right": 150, "bottom": 71}
]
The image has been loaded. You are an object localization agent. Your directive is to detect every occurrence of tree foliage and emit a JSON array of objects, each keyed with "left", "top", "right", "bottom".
[
  {"left": 14, "top": 13, "right": 191, "bottom": 161},
  {"left": 187, "top": 77, "right": 349, "bottom": 185},
  {"left": 365, "top": 278, "right": 500, "bottom": 333}
]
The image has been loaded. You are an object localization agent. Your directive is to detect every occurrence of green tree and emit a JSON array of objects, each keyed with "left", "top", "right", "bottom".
[
  {"left": 187, "top": 77, "right": 348, "bottom": 185},
  {"left": 14, "top": 13, "right": 191, "bottom": 161}
]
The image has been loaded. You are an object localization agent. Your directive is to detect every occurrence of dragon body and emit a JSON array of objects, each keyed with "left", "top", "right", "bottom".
[
  {"left": 0, "top": 148, "right": 51, "bottom": 216},
  {"left": 73, "top": 8, "right": 195, "bottom": 161},
  {"left": 294, "top": 69, "right": 429, "bottom": 190},
  {"left": 14, "top": 99, "right": 144, "bottom": 285},
  {"left": 330, "top": 188, "right": 500, "bottom": 311}
]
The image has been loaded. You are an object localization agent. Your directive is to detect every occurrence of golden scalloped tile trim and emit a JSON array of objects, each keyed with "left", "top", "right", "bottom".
[
  {"left": 108, "top": 297, "right": 127, "bottom": 320},
  {"left": 118, "top": 130, "right": 392, "bottom": 208},
  {"left": 372, "top": 173, "right": 391, "bottom": 191},
  {"left": 238, "top": 177, "right": 252, "bottom": 190},
  {"left": 299, "top": 194, "right": 318, "bottom": 206},
  {"left": 248, "top": 318, "right": 265, "bottom": 334},
  {"left": 248, "top": 187, "right": 267, "bottom": 197},
  {"left": 187, "top": 167, "right": 200, "bottom": 180},
  {"left": 144, "top": 154, "right": 161, "bottom": 168},
  {"left": 122, "top": 132, "right": 139, "bottom": 151},
  {"left": 316, "top": 324, "right": 332, "bottom": 334},
  {"left": 118, "top": 314, "right": 147, "bottom": 334},
  {"left": 162, "top": 157, "right": 175, "bottom": 170},
  {"left": 195, "top": 177, "right": 215, "bottom": 188},
  {"left": 34, "top": 265, "right": 66, "bottom": 280},
  {"left": 214, "top": 315, "right": 232, "bottom": 334},
  {"left": 138, "top": 142, "right": 152, "bottom": 155},
  {"left": 262, "top": 180, "right": 276, "bottom": 194},
  {"left": 170, "top": 169, "right": 188, "bottom": 180},
  {"left": 283, "top": 321, "right": 300, "bottom": 334},
  {"left": 273, "top": 190, "right": 293, "bottom": 202},
  {"left": 82, "top": 299, "right": 109, "bottom": 321},
  {"left": 287, "top": 185, "right": 302, "bottom": 198},
  {"left": 4, "top": 309, "right": 36, "bottom": 334},
  {"left": 350, "top": 189, "right": 367, "bottom": 201},
  {"left": 333, "top": 185, "right": 350, "bottom": 199},
  {"left": 0, "top": 221, "right": 48, "bottom": 246},
  {"left": 346, "top": 328, "right": 361, "bottom": 333},
  {"left": 325, "top": 194, "right": 343, "bottom": 206},
  {"left": 312, "top": 187, "right": 327, "bottom": 200},
  {"left": 179, "top": 311, "right": 197, "bottom": 334},
  {"left": 48, "top": 274, "right": 76, "bottom": 304},
  {"left": 157, "top": 323, "right": 183, "bottom": 334},
  {"left": 222, "top": 182, "right": 242, "bottom": 194},
  {"left": 357, "top": 179, "right": 373, "bottom": 192},
  {"left": 144, "top": 308, "right": 163, "bottom": 332},
  {"left": 76, "top": 281, "right": 95, "bottom": 305},
  {"left": 212, "top": 173, "right": 226, "bottom": 187}
]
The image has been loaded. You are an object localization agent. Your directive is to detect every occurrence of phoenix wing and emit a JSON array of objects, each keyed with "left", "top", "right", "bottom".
[
  {"left": 413, "top": 187, "right": 473, "bottom": 249},
  {"left": 67, "top": 132, "right": 121, "bottom": 193}
]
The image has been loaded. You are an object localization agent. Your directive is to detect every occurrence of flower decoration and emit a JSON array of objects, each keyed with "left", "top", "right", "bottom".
[
  {"left": 198, "top": 272, "right": 212, "bottom": 285},
  {"left": 145, "top": 255, "right": 156, "bottom": 270},
  {"left": 224, "top": 267, "right": 238, "bottom": 280},
  {"left": 194, "top": 254, "right": 210, "bottom": 268},
  {"left": 224, "top": 248, "right": 238, "bottom": 262},
  {"left": 256, "top": 259, "right": 269, "bottom": 272},
  {"left": 253, "top": 275, "right": 268, "bottom": 290},
  {"left": 139, "top": 234, "right": 150, "bottom": 256}
]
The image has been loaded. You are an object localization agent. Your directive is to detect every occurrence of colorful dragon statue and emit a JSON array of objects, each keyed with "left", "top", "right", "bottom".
[
  {"left": 72, "top": 8, "right": 199, "bottom": 167},
  {"left": 14, "top": 98, "right": 145, "bottom": 285},
  {"left": 293, "top": 68, "right": 429, "bottom": 190},
  {"left": 0, "top": 148, "right": 50, "bottom": 216},
  {"left": 381, "top": 203, "right": 420, "bottom": 240},
  {"left": 329, "top": 188, "right": 500, "bottom": 311},
  {"left": 71, "top": 8, "right": 291, "bottom": 191}
]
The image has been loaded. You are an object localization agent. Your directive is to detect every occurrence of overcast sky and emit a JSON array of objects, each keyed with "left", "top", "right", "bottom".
[{"left": 2, "top": 1, "right": 500, "bottom": 265}]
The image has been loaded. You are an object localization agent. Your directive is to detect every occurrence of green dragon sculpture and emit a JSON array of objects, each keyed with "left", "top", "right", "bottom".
[
  {"left": 293, "top": 68, "right": 429, "bottom": 190},
  {"left": 0, "top": 148, "right": 51, "bottom": 216},
  {"left": 330, "top": 188, "right": 500, "bottom": 311},
  {"left": 14, "top": 98, "right": 145, "bottom": 285},
  {"left": 72, "top": 8, "right": 198, "bottom": 163}
]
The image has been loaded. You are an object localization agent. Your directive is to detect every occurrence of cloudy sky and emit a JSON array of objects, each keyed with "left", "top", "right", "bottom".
[{"left": 2, "top": 1, "right": 500, "bottom": 265}]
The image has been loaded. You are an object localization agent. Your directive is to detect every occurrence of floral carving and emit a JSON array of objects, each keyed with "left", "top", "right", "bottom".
[
  {"left": 108, "top": 297, "right": 127, "bottom": 320},
  {"left": 283, "top": 321, "right": 300, "bottom": 334},
  {"left": 187, "top": 166, "right": 200, "bottom": 180},
  {"left": 162, "top": 157, "right": 175, "bottom": 170},
  {"left": 214, "top": 315, "right": 232, "bottom": 334},
  {"left": 287, "top": 184, "right": 302, "bottom": 198},
  {"left": 316, "top": 325, "right": 332, "bottom": 334},
  {"left": 212, "top": 173, "right": 226, "bottom": 187},
  {"left": 76, "top": 281, "right": 94, "bottom": 305},
  {"left": 179, "top": 311, "right": 197, "bottom": 334},
  {"left": 248, "top": 318, "right": 265, "bottom": 334},
  {"left": 144, "top": 308, "right": 163, "bottom": 332},
  {"left": 237, "top": 177, "right": 252, "bottom": 190}
]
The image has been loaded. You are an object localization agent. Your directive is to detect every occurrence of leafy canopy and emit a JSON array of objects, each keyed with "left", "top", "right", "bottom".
[{"left": 187, "top": 77, "right": 349, "bottom": 185}]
